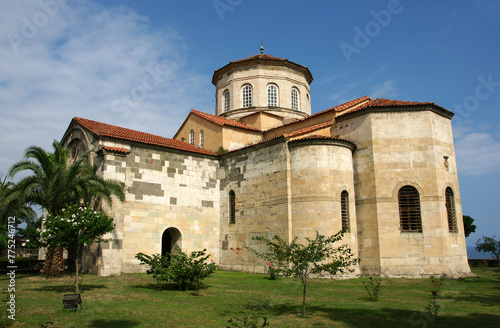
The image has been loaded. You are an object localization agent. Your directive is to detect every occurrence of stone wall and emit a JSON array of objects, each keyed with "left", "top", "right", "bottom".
[
  {"left": 336, "top": 109, "right": 471, "bottom": 277},
  {"left": 222, "top": 126, "right": 262, "bottom": 152},
  {"left": 92, "top": 138, "right": 220, "bottom": 275},
  {"left": 288, "top": 139, "right": 360, "bottom": 276},
  {"left": 218, "top": 137, "right": 360, "bottom": 276},
  {"left": 218, "top": 139, "right": 290, "bottom": 273}
]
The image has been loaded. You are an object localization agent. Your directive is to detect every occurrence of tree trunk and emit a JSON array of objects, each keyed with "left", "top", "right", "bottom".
[
  {"left": 41, "top": 246, "right": 64, "bottom": 277},
  {"left": 75, "top": 241, "right": 81, "bottom": 294},
  {"left": 75, "top": 257, "right": 79, "bottom": 294}
]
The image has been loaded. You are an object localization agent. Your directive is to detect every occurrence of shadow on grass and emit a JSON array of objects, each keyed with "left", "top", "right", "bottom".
[
  {"left": 129, "top": 283, "right": 180, "bottom": 291},
  {"left": 444, "top": 291, "right": 500, "bottom": 307},
  {"left": 32, "top": 284, "right": 107, "bottom": 293},
  {"left": 130, "top": 282, "right": 211, "bottom": 293},
  {"left": 323, "top": 307, "right": 500, "bottom": 328},
  {"left": 242, "top": 300, "right": 500, "bottom": 328},
  {"left": 89, "top": 319, "right": 139, "bottom": 327}
]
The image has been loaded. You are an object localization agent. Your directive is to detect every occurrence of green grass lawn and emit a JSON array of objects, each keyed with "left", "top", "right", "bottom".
[{"left": 1, "top": 269, "right": 499, "bottom": 327}]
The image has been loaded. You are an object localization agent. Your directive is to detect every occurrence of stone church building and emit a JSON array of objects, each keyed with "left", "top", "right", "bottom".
[{"left": 61, "top": 52, "right": 471, "bottom": 278}]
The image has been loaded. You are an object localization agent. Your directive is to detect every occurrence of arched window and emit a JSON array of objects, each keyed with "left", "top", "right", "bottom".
[
  {"left": 224, "top": 90, "right": 230, "bottom": 112},
  {"left": 200, "top": 130, "right": 204, "bottom": 148},
  {"left": 291, "top": 88, "right": 299, "bottom": 110},
  {"left": 445, "top": 187, "right": 457, "bottom": 233},
  {"left": 267, "top": 84, "right": 278, "bottom": 107},
  {"left": 189, "top": 129, "right": 194, "bottom": 145},
  {"left": 242, "top": 84, "right": 252, "bottom": 108},
  {"left": 229, "top": 190, "right": 236, "bottom": 224},
  {"left": 398, "top": 185, "right": 422, "bottom": 232},
  {"left": 341, "top": 190, "right": 350, "bottom": 232}
]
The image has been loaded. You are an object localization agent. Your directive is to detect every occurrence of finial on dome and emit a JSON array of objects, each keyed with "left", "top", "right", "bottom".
[{"left": 260, "top": 41, "right": 264, "bottom": 54}]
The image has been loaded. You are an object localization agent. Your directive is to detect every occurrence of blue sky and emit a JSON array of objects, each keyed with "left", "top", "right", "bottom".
[{"left": 0, "top": 0, "right": 499, "bottom": 247}]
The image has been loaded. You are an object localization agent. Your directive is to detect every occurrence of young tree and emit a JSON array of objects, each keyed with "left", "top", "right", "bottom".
[
  {"left": 250, "top": 231, "right": 359, "bottom": 318},
  {"left": 463, "top": 215, "right": 476, "bottom": 237},
  {"left": 8, "top": 140, "right": 125, "bottom": 276},
  {"left": 475, "top": 235, "right": 500, "bottom": 267},
  {"left": 38, "top": 205, "right": 116, "bottom": 293}
]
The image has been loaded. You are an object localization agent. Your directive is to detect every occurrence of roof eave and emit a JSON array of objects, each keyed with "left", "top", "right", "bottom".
[
  {"left": 336, "top": 104, "right": 455, "bottom": 120},
  {"left": 212, "top": 57, "right": 313, "bottom": 85}
]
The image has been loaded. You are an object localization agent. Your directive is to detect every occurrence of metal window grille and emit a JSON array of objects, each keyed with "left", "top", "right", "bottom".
[
  {"left": 242, "top": 85, "right": 252, "bottom": 107},
  {"left": 398, "top": 185, "right": 422, "bottom": 232},
  {"left": 291, "top": 88, "right": 299, "bottom": 110},
  {"left": 229, "top": 190, "right": 236, "bottom": 224},
  {"left": 445, "top": 187, "right": 457, "bottom": 233},
  {"left": 341, "top": 191, "right": 350, "bottom": 232},
  {"left": 267, "top": 85, "right": 278, "bottom": 107},
  {"left": 200, "top": 130, "right": 204, "bottom": 148}
]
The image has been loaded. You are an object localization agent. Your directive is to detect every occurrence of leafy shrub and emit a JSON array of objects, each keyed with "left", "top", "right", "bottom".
[
  {"left": 134, "top": 253, "right": 170, "bottom": 284},
  {"left": 363, "top": 276, "right": 381, "bottom": 301},
  {"left": 136, "top": 246, "right": 216, "bottom": 292}
]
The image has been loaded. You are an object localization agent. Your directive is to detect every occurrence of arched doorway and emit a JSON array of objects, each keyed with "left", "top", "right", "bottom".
[{"left": 162, "top": 228, "right": 182, "bottom": 256}]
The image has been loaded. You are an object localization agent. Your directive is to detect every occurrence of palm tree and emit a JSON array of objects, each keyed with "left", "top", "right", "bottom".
[
  {"left": 0, "top": 175, "right": 37, "bottom": 246},
  {"left": 9, "top": 140, "right": 125, "bottom": 277}
]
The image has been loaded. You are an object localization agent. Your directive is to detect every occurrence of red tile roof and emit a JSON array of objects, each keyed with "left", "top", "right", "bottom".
[
  {"left": 191, "top": 109, "right": 261, "bottom": 132},
  {"left": 72, "top": 117, "right": 217, "bottom": 156},
  {"left": 337, "top": 98, "right": 453, "bottom": 117},
  {"left": 224, "top": 54, "right": 304, "bottom": 67},
  {"left": 213, "top": 53, "right": 313, "bottom": 84},
  {"left": 290, "top": 134, "right": 354, "bottom": 143},
  {"left": 99, "top": 146, "right": 131, "bottom": 154},
  {"left": 319, "top": 95, "right": 371, "bottom": 115},
  {"left": 283, "top": 122, "right": 331, "bottom": 138},
  {"left": 264, "top": 95, "right": 452, "bottom": 133},
  {"left": 289, "top": 135, "right": 356, "bottom": 150},
  {"left": 264, "top": 95, "right": 370, "bottom": 133}
]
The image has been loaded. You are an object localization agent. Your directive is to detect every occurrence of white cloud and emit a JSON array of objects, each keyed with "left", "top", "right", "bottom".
[
  {"left": 455, "top": 132, "right": 500, "bottom": 175},
  {"left": 369, "top": 78, "right": 398, "bottom": 99},
  {"left": 0, "top": 0, "right": 211, "bottom": 178}
]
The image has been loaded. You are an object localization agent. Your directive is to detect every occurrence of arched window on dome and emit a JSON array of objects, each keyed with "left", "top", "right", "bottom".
[
  {"left": 267, "top": 84, "right": 278, "bottom": 107},
  {"left": 200, "top": 130, "right": 204, "bottom": 148},
  {"left": 223, "top": 90, "right": 230, "bottom": 112},
  {"left": 189, "top": 129, "right": 194, "bottom": 145},
  {"left": 398, "top": 185, "right": 422, "bottom": 232},
  {"left": 242, "top": 84, "right": 253, "bottom": 108},
  {"left": 291, "top": 88, "right": 299, "bottom": 111},
  {"left": 445, "top": 187, "right": 457, "bottom": 233}
]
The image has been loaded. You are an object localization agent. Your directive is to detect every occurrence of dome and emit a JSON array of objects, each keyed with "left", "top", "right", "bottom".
[{"left": 212, "top": 53, "right": 313, "bottom": 121}]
